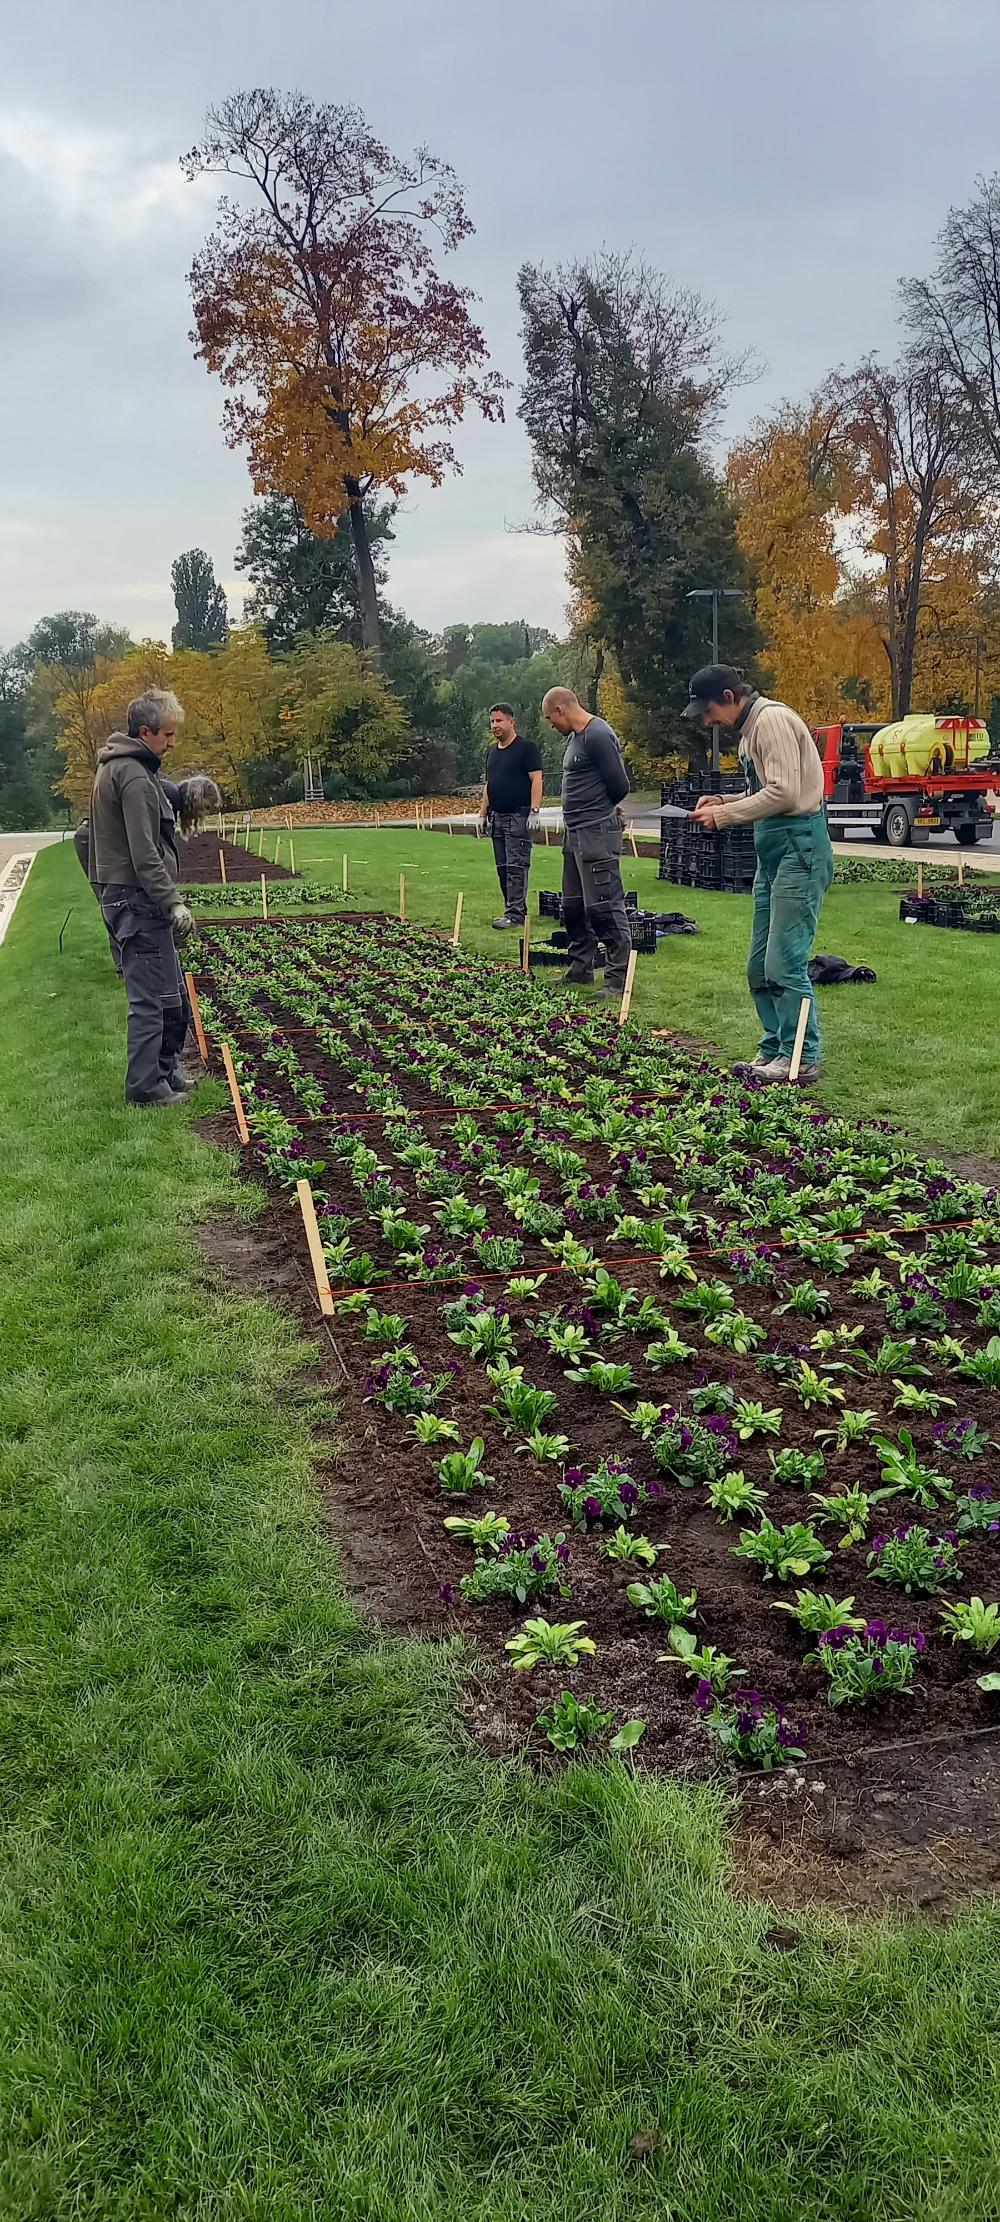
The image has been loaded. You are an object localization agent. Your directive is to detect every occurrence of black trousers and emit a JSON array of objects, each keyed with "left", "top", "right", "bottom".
[
  {"left": 561, "top": 814, "right": 633, "bottom": 990},
  {"left": 100, "top": 885, "right": 187, "bottom": 1101},
  {"left": 489, "top": 809, "right": 533, "bottom": 923}
]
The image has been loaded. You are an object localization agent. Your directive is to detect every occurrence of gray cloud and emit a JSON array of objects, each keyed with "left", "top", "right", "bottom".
[{"left": 1, "top": 0, "right": 998, "bottom": 646}]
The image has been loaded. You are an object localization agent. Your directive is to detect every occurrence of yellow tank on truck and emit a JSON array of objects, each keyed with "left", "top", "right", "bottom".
[{"left": 869, "top": 714, "right": 989, "bottom": 777}]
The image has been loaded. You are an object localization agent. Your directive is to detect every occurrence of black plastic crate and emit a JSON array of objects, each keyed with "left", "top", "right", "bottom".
[
  {"left": 629, "top": 916, "right": 658, "bottom": 953},
  {"left": 539, "top": 888, "right": 639, "bottom": 921}
]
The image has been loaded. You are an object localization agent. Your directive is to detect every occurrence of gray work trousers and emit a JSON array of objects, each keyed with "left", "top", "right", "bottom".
[
  {"left": 489, "top": 810, "right": 533, "bottom": 923},
  {"left": 100, "top": 884, "right": 185, "bottom": 1102},
  {"left": 562, "top": 813, "right": 633, "bottom": 990}
]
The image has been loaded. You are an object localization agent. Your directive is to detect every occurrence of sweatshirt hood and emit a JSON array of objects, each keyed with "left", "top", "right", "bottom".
[{"left": 97, "top": 734, "right": 163, "bottom": 771}]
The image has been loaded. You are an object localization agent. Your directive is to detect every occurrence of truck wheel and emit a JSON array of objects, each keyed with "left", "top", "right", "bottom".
[
  {"left": 956, "top": 824, "right": 980, "bottom": 847},
  {"left": 883, "top": 804, "right": 912, "bottom": 847}
]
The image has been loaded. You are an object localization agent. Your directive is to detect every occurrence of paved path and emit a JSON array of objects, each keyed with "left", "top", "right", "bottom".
[
  {"left": 441, "top": 808, "right": 1000, "bottom": 871},
  {"left": 0, "top": 831, "right": 65, "bottom": 873}
]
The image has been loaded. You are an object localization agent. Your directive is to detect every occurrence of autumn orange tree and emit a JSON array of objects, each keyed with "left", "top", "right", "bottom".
[
  {"left": 727, "top": 401, "right": 868, "bottom": 725},
  {"left": 829, "top": 352, "right": 986, "bottom": 719},
  {"left": 183, "top": 91, "right": 505, "bottom": 655},
  {"left": 54, "top": 630, "right": 411, "bottom": 810}
]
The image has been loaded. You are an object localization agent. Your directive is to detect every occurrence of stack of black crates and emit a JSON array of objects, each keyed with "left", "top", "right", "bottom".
[
  {"left": 535, "top": 887, "right": 657, "bottom": 959},
  {"left": 658, "top": 773, "right": 755, "bottom": 892},
  {"left": 899, "top": 891, "right": 1000, "bottom": 932}
]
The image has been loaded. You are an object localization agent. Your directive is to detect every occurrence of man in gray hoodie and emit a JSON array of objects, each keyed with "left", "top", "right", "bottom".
[{"left": 89, "top": 688, "right": 196, "bottom": 1106}]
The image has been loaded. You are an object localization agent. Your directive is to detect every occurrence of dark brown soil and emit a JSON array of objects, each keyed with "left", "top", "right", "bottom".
[
  {"left": 186, "top": 908, "right": 1000, "bottom": 1912},
  {"left": 191, "top": 1101, "right": 1000, "bottom": 1917},
  {"left": 180, "top": 833, "right": 296, "bottom": 883}
]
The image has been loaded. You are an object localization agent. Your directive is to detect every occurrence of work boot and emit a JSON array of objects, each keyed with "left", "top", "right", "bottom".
[
  {"left": 492, "top": 914, "right": 520, "bottom": 930},
  {"left": 562, "top": 964, "right": 595, "bottom": 985},
  {"left": 126, "top": 1082, "right": 190, "bottom": 1107},
  {"left": 597, "top": 981, "right": 624, "bottom": 1002},
  {"left": 758, "top": 1055, "right": 821, "bottom": 1086},
  {"left": 163, "top": 1067, "right": 198, "bottom": 1094}
]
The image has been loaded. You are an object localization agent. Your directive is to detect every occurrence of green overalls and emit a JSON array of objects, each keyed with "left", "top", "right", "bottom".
[{"left": 744, "top": 758, "right": 834, "bottom": 1065}]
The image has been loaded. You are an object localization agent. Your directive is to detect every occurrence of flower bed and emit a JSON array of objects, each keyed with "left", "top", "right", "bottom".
[
  {"left": 192, "top": 911, "right": 1000, "bottom": 1774},
  {"left": 181, "top": 834, "right": 296, "bottom": 884}
]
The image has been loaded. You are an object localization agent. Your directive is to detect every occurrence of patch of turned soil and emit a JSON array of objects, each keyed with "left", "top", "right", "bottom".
[
  {"left": 180, "top": 834, "right": 296, "bottom": 883},
  {"left": 194, "top": 1171, "right": 1000, "bottom": 1918}
]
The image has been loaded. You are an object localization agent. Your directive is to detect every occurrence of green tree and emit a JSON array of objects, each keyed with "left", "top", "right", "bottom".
[
  {"left": 171, "top": 549, "right": 229, "bottom": 651},
  {"left": 518, "top": 251, "right": 758, "bottom": 765},
  {"left": 234, "top": 494, "right": 395, "bottom": 652},
  {"left": 9, "top": 612, "right": 133, "bottom": 822},
  {"left": 278, "top": 634, "right": 409, "bottom": 793},
  {"left": 0, "top": 663, "right": 57, "bottom": 829}
]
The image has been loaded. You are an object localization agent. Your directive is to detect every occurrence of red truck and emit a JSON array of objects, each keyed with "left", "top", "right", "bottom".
[{"left": 813, "top": 719, "right": 1000, "bottom": 847}]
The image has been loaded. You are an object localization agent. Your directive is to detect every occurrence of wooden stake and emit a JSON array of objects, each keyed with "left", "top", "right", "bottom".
[
  {"left": 220, "top": 1042, "right": 250, "bottom": 1144},
  {"left": 448, "top": 817, "right": 453, "bottom": 836},
  {"left": 342, "top": 852, "right": 349, "bottom": 894},
  {"left": 788, "top": 994, "right": 812, "bottom": 1083},
  {"left": 286, "top": 813, "right": 292, "bottom": 833},
  {"left": 958, "top": 856, "right": 966, "bottom": 888},
  {"left": 544, "top": 822, "right": 550, "bottom": 846},
  {"left": 257, "top": 827, "right": 264, "bottom": 856},
  {"left": 618, "top": 948, "right": 638, "bottom": 1026},
  {"left": 273, "top": 835, "right": 281, "bottom": 868},
  {"left": 628, "top": 824, "right": 639, "bottom": 860},
  {"left": 917, "top": 862, "right": 924, "bottom": 899},
  {"left": 218, "top": 847, "right": 228, "bottom": 885},
  {"left": 399, "top": 872, "right": 406, "bottom": 921},
  {"left": 297, "top": 1179, "right": 335, "bottom": 1316},
  {"left": 521, "top": 915, "right": 531, "bottom": 975},
  {"left": 451, "top": 892, "right": 464, "bottom": 947},
  {"left": 184, "top": 971, "right": 208, "bottom": 1062},
  {"left": 375, "top": 811, "right": 381, "bottom": 831},
  {"left": 289, "top": 836, "right": 296, "bottom": 874},
  {"left": 261, "top": 873, "right": 269, "bottom": 922}
]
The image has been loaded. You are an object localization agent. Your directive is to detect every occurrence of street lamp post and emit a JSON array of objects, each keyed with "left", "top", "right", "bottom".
[{"left": 686, "top": 588, "right": 744, "bottom": 775}]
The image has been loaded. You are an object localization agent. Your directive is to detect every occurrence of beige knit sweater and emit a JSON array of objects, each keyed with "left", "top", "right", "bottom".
[{"left": 713, "top": 698, "right": 825, "bottom": 826}]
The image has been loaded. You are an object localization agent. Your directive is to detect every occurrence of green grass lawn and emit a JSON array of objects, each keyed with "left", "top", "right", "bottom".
[
  {"left": 3, "top": 842, "right": 1000, "bottom": 2221},
  {"left": 232, "top": 823, "right": 1000, "bottom": 1159}
]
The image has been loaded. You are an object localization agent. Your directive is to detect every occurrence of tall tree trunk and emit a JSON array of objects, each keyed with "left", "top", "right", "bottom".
[
  {"left": 587, "top": 645, "right": 605, "bottom": 714},
  {"left": 345, "top": 481, "right": 381, "bottom": 657},
  {"left": 897, "top": 505, "right": 933, "bottom": 720},
  {"left": 882, "top": 471, "right": 902, "bottom": 719}
]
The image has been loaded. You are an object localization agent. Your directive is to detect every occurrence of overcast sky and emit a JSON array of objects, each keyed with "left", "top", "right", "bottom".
[{"left": 1, "top": 0, "right": 996, "bottom": 652}]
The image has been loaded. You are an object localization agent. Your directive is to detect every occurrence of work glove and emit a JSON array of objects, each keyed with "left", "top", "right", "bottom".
[
  {"left": 169, "top": 901, "right": 196, "bottom": 944},
  {"left": 527, "top": 810, "right": 542, "bottom": 833}
]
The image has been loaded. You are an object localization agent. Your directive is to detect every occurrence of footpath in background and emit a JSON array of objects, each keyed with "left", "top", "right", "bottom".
[{"left": 0, "top": 853, "right": 34, "bottom": 948}]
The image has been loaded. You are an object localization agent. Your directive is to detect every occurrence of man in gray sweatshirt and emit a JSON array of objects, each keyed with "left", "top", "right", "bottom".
[
  {"left": 543, "top": 688, "right": 632, "bottom": 998},
  {"left": 89, "top": 688, "right": 196, "bottom": 1106}
]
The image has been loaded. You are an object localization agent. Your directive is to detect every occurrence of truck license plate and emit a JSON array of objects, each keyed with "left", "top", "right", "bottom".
[{"left": 916, "top": 814, "right": 941, "bottom": 827}]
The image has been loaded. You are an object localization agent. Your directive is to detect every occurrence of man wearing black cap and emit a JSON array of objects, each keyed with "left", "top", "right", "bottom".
[{"left": 683, "top": 665, "right": 833, "bottom": 1082}]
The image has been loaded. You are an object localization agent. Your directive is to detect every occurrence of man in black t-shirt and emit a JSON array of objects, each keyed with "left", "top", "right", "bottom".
[{"left": 477, "top": 703, "right": 544, "bottom": 927}]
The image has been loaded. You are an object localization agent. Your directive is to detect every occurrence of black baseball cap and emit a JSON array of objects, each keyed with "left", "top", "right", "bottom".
[{"left": 681, "top": 664, "right": 746, "bottom": 721}]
